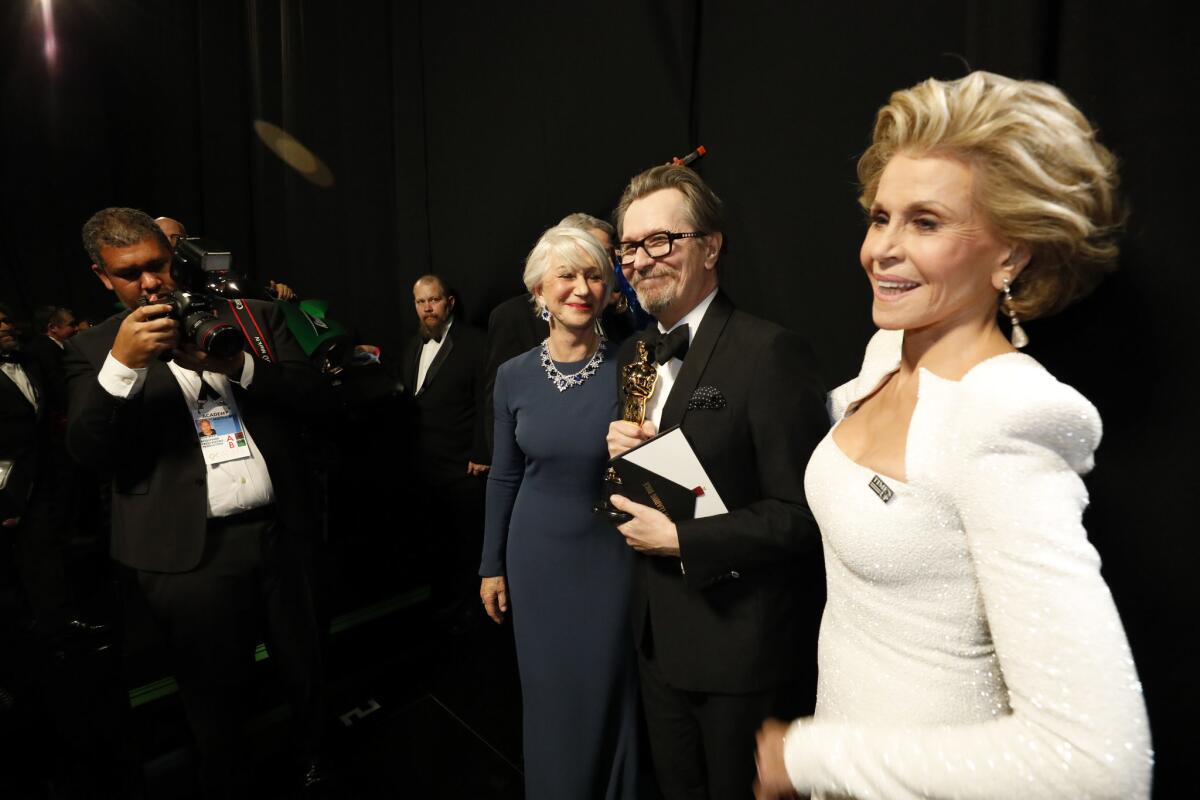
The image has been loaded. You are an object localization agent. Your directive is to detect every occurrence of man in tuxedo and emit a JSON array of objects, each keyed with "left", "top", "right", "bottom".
[
  {"left": 65, "top": 207, "right": 329, "bottom": 795},
  {"left": 606, "top": 166, "right": 827, "bottom": 799},
  {"left": 1, "top": 303, "right": 87, "bottom": 638},
  {"left": 23, "top": 306, "right": 77, "bottom": 422},
  {"left": 23, "top": 305, "right": 84, "bottom": 536},
  {"left": 405, "top": 275, "right": 488, "bottom": 617},
  {"left": 2, "top": 304, "right": 43, "bottom": 526}
]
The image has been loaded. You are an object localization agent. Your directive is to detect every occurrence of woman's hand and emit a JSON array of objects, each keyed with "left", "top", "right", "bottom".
[
  {"left": 754, "top": 718, "right": 800, "bottom": 799},
  {"left": 479, "top": 576, "right": 508, "bottom": 624}
]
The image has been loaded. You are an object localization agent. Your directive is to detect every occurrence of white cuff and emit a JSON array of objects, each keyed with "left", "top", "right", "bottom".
[
  {"left": 98, "top": 351, "right": 148, "bottom": 398},
  {"left": 232, "top": 351, "right": 255, "bottom": 387}
]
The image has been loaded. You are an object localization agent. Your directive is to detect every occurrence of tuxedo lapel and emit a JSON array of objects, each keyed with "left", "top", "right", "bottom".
[
  {"left": 660, "top": 292, "right": 733, "bottom": 430},
  {"left": 1, "top": 355, "right": 42, "bottom": 415},
  {"left": 417, "top": 327, "right": 455, "bottom": 396},
  {"left": 0, "top": 367, "right": 34, "bottom": 410},
  {"left": 405, "top": 338, "right": 421, "bottom": 395}
]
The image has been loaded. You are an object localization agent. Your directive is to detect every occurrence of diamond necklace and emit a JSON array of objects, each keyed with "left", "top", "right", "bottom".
[{"left": 540, "top": 336, "right": 606, "bottom": 392}]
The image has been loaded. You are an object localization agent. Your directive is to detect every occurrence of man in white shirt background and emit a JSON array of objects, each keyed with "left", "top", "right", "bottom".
[
  {"left": 64, "top": 207, "right": 332, "bottom": 795},
  {"left": 404, "top": 274, "right": 489, "bottom": 627}
]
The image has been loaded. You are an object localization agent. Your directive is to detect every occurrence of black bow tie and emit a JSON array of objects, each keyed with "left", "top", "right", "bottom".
[
  {"left": 0, "top": 351, "right": 18, "bottom": 363},
  {"left": 651, "top": 325, "right": 689, "bottom": 365},
  {"left": 421, "top": 330, "right": 443, "bottom": 344}
]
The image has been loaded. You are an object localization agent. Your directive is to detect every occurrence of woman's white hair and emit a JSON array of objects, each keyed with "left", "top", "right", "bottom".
[{"left": 522, "top": 224, "right": 616, "bottom": 311}]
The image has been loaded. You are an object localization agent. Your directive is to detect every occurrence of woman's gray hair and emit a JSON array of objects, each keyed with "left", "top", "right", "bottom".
[
  {"left": 558, "top": 212, "right": 615, "bottom": 242},
  {"left": 522, "top": 225, "right": 616, "bottom": 310}
]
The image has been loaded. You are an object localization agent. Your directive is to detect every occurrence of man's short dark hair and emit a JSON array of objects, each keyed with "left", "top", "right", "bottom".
[
  {"left": 32, "top": 304, "right": 56, "bottom": 333},
  {"left": 614, "top": 165, "right": 726, "bottom": 242},
  {"left": 82, "top": 207, "right": 171, "bottom": 269},
  {"left": 49, "top": 307, "right": 74, "bottom": 328},
  {"left": 558, "top": 212, "right": 616, "bottom": 242}
]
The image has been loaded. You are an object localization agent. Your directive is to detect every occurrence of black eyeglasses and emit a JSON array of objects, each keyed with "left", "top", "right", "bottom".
[{"left": 615, "top": 231, "right": 706, "bottom": 266}]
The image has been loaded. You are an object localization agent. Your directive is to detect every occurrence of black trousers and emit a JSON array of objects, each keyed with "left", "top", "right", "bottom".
[
  {"left": 137, "top": 511, "right": 323, "bottom": 797},
  {"left": 639, "top": 654, "right": 799, "bottom": 800},
  {"left": 425, "top": 473, "right": 485, "bottom": 610},
  {"left": 12, "top": 472, "right": 72, "bottom": 631}
]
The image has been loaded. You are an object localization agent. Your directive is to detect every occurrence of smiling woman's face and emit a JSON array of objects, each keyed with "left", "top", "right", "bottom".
[
  {"left": 535, "top": 246, "right": 608, "bottom": 333},
  {"left": 860, "top": 153, "right": 1014, "bottom": 336}
]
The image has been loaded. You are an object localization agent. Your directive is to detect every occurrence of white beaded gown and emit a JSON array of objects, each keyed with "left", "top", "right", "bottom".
[{"left": 784, "top": 329, "right": 1152, "bottom": 799}]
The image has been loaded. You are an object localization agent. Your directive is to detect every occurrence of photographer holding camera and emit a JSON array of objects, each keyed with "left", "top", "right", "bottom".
[{"left": 65, "top": 207, "right": 331, "bottom": 795}]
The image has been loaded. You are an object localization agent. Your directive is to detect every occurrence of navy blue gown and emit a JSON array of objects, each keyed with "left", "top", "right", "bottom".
[{"left": 480, "top": 342, "right": 639, "bottom": 800}]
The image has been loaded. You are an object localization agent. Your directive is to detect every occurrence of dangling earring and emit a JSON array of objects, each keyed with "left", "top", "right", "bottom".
[
  {"left": 1002, "top": 277, "right": 1028, "bottom": 349},
  {"left": 540, "top": 307, "right": 551, "bottom": 323}
]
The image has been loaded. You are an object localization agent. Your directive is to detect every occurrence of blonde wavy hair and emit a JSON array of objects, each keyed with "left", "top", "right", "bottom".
[{"left": 858, "top": 71, "right": 1122, "bottom": 320}]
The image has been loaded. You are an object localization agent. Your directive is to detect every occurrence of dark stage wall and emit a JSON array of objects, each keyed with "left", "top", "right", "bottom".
[{"left": 1, "top": 1, "right": 1192, "bottom": 795}]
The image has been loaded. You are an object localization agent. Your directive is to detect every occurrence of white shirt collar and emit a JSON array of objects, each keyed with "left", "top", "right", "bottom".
[
  {"left": 46, "top": 335, "right": 65, "bottom": 350},
  {"left": 658, "top": 288, "right": 718, "bottom": 344}
]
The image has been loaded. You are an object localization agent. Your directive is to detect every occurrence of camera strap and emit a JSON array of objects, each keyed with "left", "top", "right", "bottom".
[{"left": 226, "top": 299, "right": 277, "bottom": 364}]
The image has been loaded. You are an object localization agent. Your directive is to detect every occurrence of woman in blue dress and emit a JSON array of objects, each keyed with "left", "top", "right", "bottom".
[{"left": 479, "top": 224, "right": 639, "bottom": 799}]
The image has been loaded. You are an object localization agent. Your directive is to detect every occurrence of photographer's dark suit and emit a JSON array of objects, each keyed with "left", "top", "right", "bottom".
[
  {"left": 403, "top": 320, "right": 488, "bottom": 610},
  {"left": 64, "top": 300, "right": 328, "bottom": 792},
  {"left": 617, "top": 291, "right": 827, "bottom": 798}
]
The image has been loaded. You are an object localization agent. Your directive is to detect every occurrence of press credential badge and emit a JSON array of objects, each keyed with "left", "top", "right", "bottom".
[{"left": 191, "top": 391, "right": 252, "bottom": 466}]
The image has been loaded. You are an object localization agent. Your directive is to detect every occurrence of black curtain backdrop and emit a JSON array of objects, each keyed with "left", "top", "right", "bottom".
[{"left": 1, "top": 2, "right": 1191, "bottom": 795}]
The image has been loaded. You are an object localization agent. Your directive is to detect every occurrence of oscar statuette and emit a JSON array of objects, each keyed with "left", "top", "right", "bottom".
[{"left": 593, "top": 339, "right": 659, "bottom": 523}]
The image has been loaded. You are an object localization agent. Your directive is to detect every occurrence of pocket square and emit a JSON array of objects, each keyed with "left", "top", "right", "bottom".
[{"left": 688, "top": 386, "right": 726, "bottom": 410}]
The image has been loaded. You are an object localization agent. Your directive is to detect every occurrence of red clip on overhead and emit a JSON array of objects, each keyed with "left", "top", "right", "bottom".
[{"left": 672, "top": 145, "right": 707, "bottom": 166}]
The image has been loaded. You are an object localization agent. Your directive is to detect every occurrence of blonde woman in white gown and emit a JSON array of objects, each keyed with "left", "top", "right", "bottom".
[{"left": 754, "top": 72, "right": 1152, "bottom": 799}]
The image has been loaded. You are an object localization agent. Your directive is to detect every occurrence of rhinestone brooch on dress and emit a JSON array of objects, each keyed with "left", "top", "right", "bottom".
[{"left": 540, "top": 337, "right": 605, "bottom": 392}]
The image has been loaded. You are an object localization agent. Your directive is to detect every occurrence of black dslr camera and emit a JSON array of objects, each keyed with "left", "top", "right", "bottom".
[{"left": 138, "top": 238, "right": 245, "bottom": 359}]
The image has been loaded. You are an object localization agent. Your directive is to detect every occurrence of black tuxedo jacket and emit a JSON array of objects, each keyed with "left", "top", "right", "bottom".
[
  {"left": 403, "top": 320, "right": 487, "bottom": 484},
  {"left": 23, "top": 336, "right": 67, "bottom": 420},
  {"left": 64, "top": 300, "right": 331, "bottom": 574},
  {"left": 1, "top": 352, "right": 44, "bottom": 458},
  {"left": 617, "top": 291, "right": 827, "bottom": 694},
  {"left": 1, "top": 353, "right": 47, "bottom": 510}
]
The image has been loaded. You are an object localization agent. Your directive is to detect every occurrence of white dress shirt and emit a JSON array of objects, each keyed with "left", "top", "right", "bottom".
[
  {"left": 644, "top": 289, "right": 718, "bottom": 429},
  {"left": 97, "top": 351, "right": 276, "bottom": 518},
  {"left": 416, "top": 318, "right": 452, "bottom": 393},
  {"left": 1, "top": 360, "right": 38, "bottom": 409}
]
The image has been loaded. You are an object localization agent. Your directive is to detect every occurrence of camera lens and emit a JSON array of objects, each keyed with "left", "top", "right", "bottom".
[{"left": 189, "top": 317, "right": 244, "bottom": 359}]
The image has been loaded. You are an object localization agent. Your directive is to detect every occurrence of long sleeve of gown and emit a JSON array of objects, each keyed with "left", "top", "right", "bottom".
[
  {"left": 479, "top": 361, "right": 524, "bottom": 577},
  {"left": 784, "top": 365, "right": 1153, "bottom": 799}
]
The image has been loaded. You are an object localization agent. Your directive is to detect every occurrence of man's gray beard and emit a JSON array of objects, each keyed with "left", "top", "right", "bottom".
[{"left": 633, "top": 277, "right": 676, "bottom": 316}]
